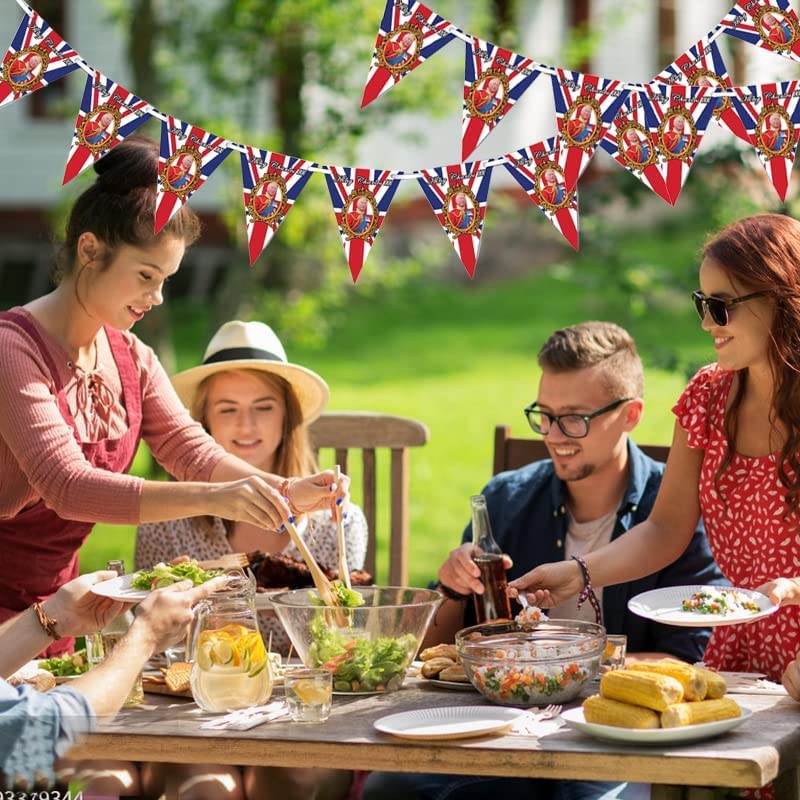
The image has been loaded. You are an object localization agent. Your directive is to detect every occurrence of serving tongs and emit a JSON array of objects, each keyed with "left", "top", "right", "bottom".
[
  {"left": 282, "top": 517, "right": 350, "bottom": 628},
  {"left": 334, "top": 464, "right": 351, "bottom": 590}
]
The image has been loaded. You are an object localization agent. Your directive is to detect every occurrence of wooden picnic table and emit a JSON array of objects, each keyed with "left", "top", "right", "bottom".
[{"left": 68, "top": 678, "right": 800, "bottom": 799}]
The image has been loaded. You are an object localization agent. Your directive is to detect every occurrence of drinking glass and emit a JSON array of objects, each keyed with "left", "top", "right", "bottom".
[
  {"left": 285, "top": 668, "right": 333, "bottom": 723},
  {"left": 601, "top": 634, "right": 627, "bottom": 672}
]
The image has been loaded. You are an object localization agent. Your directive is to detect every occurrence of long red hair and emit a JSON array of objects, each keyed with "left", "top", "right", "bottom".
[{"left": 703, "top": 213, "right": 800, "bottom": 514}]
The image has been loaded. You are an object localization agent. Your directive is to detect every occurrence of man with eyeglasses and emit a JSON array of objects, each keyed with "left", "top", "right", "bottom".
[{"left": 363, "top": 322, "right": 726, "bottom": 800}]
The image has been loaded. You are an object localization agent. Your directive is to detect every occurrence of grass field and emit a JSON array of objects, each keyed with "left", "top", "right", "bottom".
[{"left": 81, "top": 212, "right": 716, "bottom": 586}]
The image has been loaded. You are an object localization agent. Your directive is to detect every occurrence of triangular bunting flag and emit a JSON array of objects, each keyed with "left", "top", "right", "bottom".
[
  {"left": 721, "top": 1, "right": 800, "bottom": 63},
  {"left": 417, "top": 162, "right": 492, "bottom": 278},
  {"left": 503, "top": 137, "right": 579, "bottom": 249},
  {"left": 727, "top": 81, "right": 800, "bottom": 200},
  {"left": 154, "top": 116, "right": 231, "bottom": 234},
  {"left": 600, "top": 90, "right": 673, "bottom": 204},
  {"left": 240, "top": 148, "right": 314, "bottom": 266},
  {"left": 642, "top": 84, "right": 716, "bottom": 205},
  {"left": 324, "top": 166, "right": 400, "bottom": 282},
  {"left": 461, "top": 37, "right": 539, "bottom": 160},
  {"left": 62, "top": 70, "right": 151, "bottom": 185},
  {"left": 361, "top": 0, "right": 455, "bottom": 108},
  {"left": 551, "top": 70, "right": 630, "bottom": 194},
  {"left": 0, "top": 8, "right": 79, "bottom": 109},
  {"left": 654, "top": 32, "right": 749, "bottom": 141}
]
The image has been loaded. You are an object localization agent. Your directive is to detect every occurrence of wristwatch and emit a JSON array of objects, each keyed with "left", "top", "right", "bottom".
[{"left": 435, "top": 581, "right": 470, "bottom": 601}]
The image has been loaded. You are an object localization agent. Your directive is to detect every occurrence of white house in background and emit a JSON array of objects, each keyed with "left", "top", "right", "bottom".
[{"left": 0, "top": 0, "right": 791, "bottom": 301}]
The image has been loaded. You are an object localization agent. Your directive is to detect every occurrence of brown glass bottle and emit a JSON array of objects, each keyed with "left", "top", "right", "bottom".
[{"left": 470, "top": 495, "right": 512, "bottom": 622}]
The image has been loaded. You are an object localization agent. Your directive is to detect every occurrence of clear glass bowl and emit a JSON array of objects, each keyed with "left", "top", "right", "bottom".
[
  {"left": 271, "top": 586, "right": 441, "bottom": 693},
  {"left": 455, "top": 619, "right": 605, "bottom": 707}
]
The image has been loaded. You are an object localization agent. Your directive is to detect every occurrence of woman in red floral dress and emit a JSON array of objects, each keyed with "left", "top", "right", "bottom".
[{"left": 510, "top": 213, "right": 800, "bottom": 687}]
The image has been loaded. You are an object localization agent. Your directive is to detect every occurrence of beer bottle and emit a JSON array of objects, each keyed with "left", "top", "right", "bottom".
[{"left": 470, "top": 495, "right": 512, "bottom": 622}]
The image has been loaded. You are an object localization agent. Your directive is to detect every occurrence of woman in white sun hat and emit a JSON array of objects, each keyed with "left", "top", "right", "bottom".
[{"left": 135, "top": 320, "right": 366, "bottom": 800}]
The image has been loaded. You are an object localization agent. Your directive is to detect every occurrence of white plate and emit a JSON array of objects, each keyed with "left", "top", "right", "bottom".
[
  {"left": 561, "top": 706, "right": 752, "bottom": 745},
  {"left": 374, "top": 706, "right": 525, "bottom": 741},
  {"left": 90, "top": 573, "right": 150, "bottom": 602},
  {"left": 628, "top": 585, "right": 778, "bottom": 627}
]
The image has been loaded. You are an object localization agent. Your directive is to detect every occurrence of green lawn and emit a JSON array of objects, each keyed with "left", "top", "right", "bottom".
[{"left": 81, "top": 218, "right": 715, "bottom": 586}]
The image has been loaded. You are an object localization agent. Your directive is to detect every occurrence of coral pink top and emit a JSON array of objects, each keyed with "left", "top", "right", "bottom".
[
  {"left": 673, "top": 364, "right": 800, "bottom": 681},
  {"left": 0, "top": 308, "right": 228, "bottom": 523}
]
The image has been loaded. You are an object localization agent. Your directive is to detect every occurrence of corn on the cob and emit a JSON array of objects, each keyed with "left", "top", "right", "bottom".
[
  {"left": 582, "top": 694, "right": 661, "bottom": 729},
  {"left": 600, "top": 669, "right": 684, "bottom": 711},
  {"left": 661, "top": 697, "right": 741, "bottom": 728},
  {"left": 692, "top": 666, "right": 727, "bottom": 699},
  {"left": 627, "top": 660, "right": 707, "bottom": 701}
]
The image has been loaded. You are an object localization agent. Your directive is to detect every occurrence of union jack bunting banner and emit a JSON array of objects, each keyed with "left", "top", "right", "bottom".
[
  {"left": 240, "top": 147, "right": 314, "bottom": 266},
  {"left": 154, "top": 116, "right": 231, "bottom": 234},
  {"left": 460, "top": 37, "right": 539, "bottom": 160},
  {"left": 417, "top": 161, "right": 492, "bottom": 277},
  {"left": 721, "top": 0, "right": 800, "bottom": 63},
  {"left": 62, "top": 70, "right": 151, "bottom": 185},
  {"left": 727, "top": 81, "right": 800, "bottom": 200},
  {"left": 654, "top": 32, "right": 749, "bottom": 141},
  {"left": 641, "top": 84, "right": 716, "bottom": 205},
  {"left": 503, "top": 137, "right": 579, "bottom": 250},
  {"left": 361, "top": 0, "right": 455, "bottom": 108},
  {"left": 0, "top": 7, "right": 79, "bottom": 109},
  {"left": 599, "top": 90, "right": 672, "bottom": 205},
  {"left": 551, "top": 70, "right": 630, "bottom": 194},
  {"left": 325, "top": 166, "right": 400, "bottom": 282}
]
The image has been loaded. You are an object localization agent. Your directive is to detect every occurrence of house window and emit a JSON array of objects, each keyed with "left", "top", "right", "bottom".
[{"left": 29, "top": 0, "right": 69, "bottom": 119}]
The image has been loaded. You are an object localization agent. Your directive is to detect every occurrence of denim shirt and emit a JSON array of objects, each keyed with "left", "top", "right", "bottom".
[
  {"left": 460, "top": 440, "right": 729, "bottom": 662},
  {"left": 0, "top": 680, "right": 94, "bottom": 788}
]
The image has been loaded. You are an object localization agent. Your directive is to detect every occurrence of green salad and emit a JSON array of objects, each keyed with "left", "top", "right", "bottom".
[
  {"left": 39, "top": 649, "right": 89, "bottom": 677},
  {"left": 308, "top": 580, "right": 365, "bottom": 609},
  {"left": 131, "top": 561, "right": 224, "bottom": 590},
  {"left": 308, "top": 613, "right": 416, "bottom": 692}
]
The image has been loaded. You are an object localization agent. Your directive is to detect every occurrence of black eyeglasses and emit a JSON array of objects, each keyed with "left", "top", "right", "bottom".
[
  {"left": 523, "top": 398, "right": 631, "bottom": 439},
  {"left": 691, "top": 290, "right": 768, "bottom": 327}
]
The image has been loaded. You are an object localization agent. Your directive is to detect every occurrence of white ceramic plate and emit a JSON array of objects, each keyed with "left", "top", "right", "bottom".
[
  {"left": 374, "top": 706, "right": 525, "bottom": 741},
  {"left": 561, "top": 706, "right": 752, "bottom": 745},
  {"left": 90, "top": 573, "right": 149, "bottom": 603},
  {"left": 627, "top": 585, "right": 778, "bottom": 627}
]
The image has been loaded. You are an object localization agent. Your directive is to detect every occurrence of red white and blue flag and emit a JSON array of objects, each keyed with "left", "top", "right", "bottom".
[
  {"left": 325, "top": 166, "right": 400, "bottom": 282},
  {"left": 721, "top": 1, "right": 800, "bottom": 63},
  {"left": 460, "top": 37, "right": 539, "bottom": 160},
  {"left": 361, "top": 0, "right": 455, "bottom": 108},
  {"left": 654, "top": 32, "right": 748, "bottom": 141},
  {"left": 599, "top": 90, "right": 673, "bottom": 204},
  {"left": 418, "top": 161, "right": 492, "bottom": 278},
  {"left": 154, "top": 116, "right": 231, "bottom": 234},
  {"left": 639, "top": 84, "right": 716, "bottom": 205},
  {"left": 240, "top": 147, "right": 314, "bottom": 266},
  {"left": 0, "top": 7, "right": 79, "bottom": 109},
  {"left": 62, "top": 70, "right": 151, "bottom": 185},
  {"left": 726, "top": 81, "right": 800, "bottom": 200},
  {"left": 551, "top": 70, "right": 630, "bottom": 194},
  {"left": 503, "top": 137, "right": 579, "bottom": 250}
]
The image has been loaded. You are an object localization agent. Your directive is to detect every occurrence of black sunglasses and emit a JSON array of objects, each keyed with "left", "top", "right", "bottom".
[
  {"left": 692, "top": 290, "right": 768, "bottom": 327},
  {"left": 523, "top": 398, "right": 631, "bottom": 439}
]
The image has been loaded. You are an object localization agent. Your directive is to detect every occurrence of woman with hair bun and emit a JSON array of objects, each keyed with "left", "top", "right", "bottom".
[{"left": 0, "top": 136, "right": 349, "bottom": 657}]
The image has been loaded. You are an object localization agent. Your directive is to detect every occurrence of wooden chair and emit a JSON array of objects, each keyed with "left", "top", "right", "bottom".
[
  {"left": 309, "top": 411, "right": 429, "bottom": 586},
  {"left": 493, "top": 424, "right": 671, "bottom": 475}
]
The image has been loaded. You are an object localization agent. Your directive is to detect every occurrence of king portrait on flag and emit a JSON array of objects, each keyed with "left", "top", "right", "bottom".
[
  {"left": 342, "top": 191, "right": 378, "bottom": 239},
  {"left": 78, "top": 106, "right": 119, "bottom": 151},
  {"left": 378, "top": 25, "right": 422, "bottom": 73},
  {"left": 757, "top": 9, "right": 797, "bottom": 48},
  {"left": 161, "top": 149, "right": 201, "bottom": 196},
  {"left": 659, "top": 111, "right": 694, "bottom": 159},
  {"left": 757, "top": 107, "right": 793, "bottom": 157},
  {"left": 250, "top": 177, "right": 285, "bottom": 223},
  {"left": 2, "top": 47, "right": 46, "bottom": 91},
  {"left": 563, "top": 99, "right": 602, "bottom": 149},
  {"left": 443, "top": 187, "right": 479, "bottom": 236}
]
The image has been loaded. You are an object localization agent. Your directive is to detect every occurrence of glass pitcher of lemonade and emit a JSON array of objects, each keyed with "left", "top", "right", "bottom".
[{"left": 189, "top": 570, "right": 272, "bottom": 713}]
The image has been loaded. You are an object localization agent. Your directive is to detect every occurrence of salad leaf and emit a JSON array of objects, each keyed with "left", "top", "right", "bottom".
[
  {"left": 308, "top": 580, "right": 364, "bottom": 609},
  {"left": 130, "top": 561, "right": 223, "bottom": 590},
  {"left": 39, "top": 649, "right": 89, "bottom": 677}
]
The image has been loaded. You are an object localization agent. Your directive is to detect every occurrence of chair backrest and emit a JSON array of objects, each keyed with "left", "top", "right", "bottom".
[
  {"left": 492, "top": 424, "right": 671, "bottom": 475},
  {"left": 309, "top": 411, "right": 429, "bottom": 586}
]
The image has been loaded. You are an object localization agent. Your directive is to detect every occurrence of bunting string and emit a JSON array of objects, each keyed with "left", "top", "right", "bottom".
[{"left": 4, "top": 0, "right": 800, "bottom": 279}]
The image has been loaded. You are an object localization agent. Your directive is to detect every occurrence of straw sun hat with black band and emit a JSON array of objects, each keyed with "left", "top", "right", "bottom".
[{"left": 171, "top": 321, "right": 330, "bottom": 423}]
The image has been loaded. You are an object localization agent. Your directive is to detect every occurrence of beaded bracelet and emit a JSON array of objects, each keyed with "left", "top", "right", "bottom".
[
  {"left": 571, "top": 555, "right": 602, "bottom": 625},
  {"left": 436, "top": 581, "right": 469, "bottom": 602},
  {"left": 279, "top": 478, "right": 301, "bottom": 515},
  {"left": 32, "top": 602, "right": 60, "bottom": 640}
]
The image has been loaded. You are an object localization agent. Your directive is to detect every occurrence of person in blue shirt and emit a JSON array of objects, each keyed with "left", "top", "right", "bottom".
[
  {"left": 0, "top": 570, "right": 224, "bottom": 792},
  {"left": 363, "top": 321, "right": 726, "bottom": 800}
]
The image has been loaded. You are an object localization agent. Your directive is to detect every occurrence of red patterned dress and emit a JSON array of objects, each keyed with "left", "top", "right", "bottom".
[{"left": 673, "top": 364, "right": 800, "bottom": 683}]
